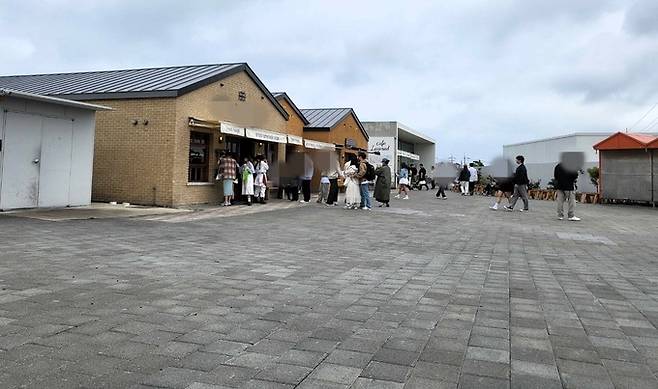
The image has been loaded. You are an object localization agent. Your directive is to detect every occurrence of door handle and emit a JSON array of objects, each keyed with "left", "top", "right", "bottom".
[{"left": 32, "top": 158, "right": 40, "bottom": 164}]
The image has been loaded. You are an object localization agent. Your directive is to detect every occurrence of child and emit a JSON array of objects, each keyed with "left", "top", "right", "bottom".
[{"left": 317, "top": 170, "right": 330, "bottom": 203}]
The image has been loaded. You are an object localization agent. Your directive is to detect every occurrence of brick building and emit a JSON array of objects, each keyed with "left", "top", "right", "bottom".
[
  {"left": 0, "top": 64, "right": 311, "bottom": 206},
  {"left": 300, "top": 108, "right": 369, "bottom": 189}
]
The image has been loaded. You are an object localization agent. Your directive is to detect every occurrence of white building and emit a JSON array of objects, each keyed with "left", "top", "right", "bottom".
[
  {"left": 503, "top": 132, "right": 611, "bottom": 193},
  {"left": 363, "top": 121, "right": 436, "bottom": 178},
  {"left": 0, "top": 89, "right": 109, "bottom": 210}
]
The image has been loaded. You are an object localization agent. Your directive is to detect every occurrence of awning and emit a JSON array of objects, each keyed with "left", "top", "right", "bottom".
[
  {"left": 221, "top": 122, "right": 245, "bottom": 137},
  {"left": 304, "top": 139, "right": 336, "bottom": 150},
  {"left": 189, "top": 117, "right": 220, "bottom": 129},
  {"left": 398, "top": 150, "right": 420, "bottom": 160},
  {"left": 245, "top": 128, "right": 287, "bottom": 144},
  {"left": 287, "top": 135, "right": 303, "bottom": 145}
]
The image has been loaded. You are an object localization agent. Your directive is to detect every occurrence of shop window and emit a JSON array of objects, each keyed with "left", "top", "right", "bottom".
[{"left": 189, "top": 132, "right": 210, "bottom": 182}]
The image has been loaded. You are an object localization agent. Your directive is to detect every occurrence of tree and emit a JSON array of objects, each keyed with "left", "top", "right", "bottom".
[{"left": 587, "top": 166, "right": 599, "bottom": 187}]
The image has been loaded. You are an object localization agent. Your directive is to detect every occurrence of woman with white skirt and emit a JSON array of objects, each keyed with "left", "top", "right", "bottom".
[
  {"left": 343, "top": 154, "right": 361, "bottom": 209},
  {"left": 241, "top": 157, "right": 255, "bottom": 206},
  {"left": 253, "top": 155, "right": 269, "bottom": 204}
]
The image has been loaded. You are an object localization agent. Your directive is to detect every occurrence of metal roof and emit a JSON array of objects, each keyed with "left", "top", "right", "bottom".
[
  {"left": 0, "top": 63, "right": 289, "bottom": 119},
  {"left": 272, "top": 92, "right": 309, "bottom": 125},
  {"left": 0, "top": 88, "right": 112, "bottom": 111},
  {"left": 301, "top": 107, "right": 369, "bottom": 141}
]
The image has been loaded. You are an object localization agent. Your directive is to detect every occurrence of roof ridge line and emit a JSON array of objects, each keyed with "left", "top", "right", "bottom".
[{"left": 0, "top": 63, "right": 247, "bottom": 78}]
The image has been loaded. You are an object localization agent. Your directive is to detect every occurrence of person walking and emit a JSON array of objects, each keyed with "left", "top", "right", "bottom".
[
  {"left": 489, "top": 179, "right": 513, "bottom": 210},
  {"left": 240, "top": 157, "right": 255, "bottom": 206},
  {"left": 253, "top": 155, "right": 269, "bottom": 204},
  {"left": 416, "top": 164, "right": 430, "bottom": 190},
  {"left": 218, "top": 152, "right": 239, "bottom": 207},
  {"left": 458, "top": 165, "right": 470, "bottom": 196},
  {"left": 395, "top": 162, "right": 410, "bottom": 200},
  {"left": 356, "top": 151, "right": 373, "bottom": 210},
  {"left": 554, "top": 161, "right": 581, "bottom": 221},
  {"left": 468, "top": 163, "right": 478, "bottom": 195},
  {"left": 430, "top": 165, "right": 436, "bottom": 189},
  {"left": 300, "top": 153, "right": 314, "bottom": 203},
  {"left": 343, "top": 154, "right": 361, "bottom": 209},
  {"left": 505, "top": 155, "right": 530, "bottom": 212},
  {"left": 326, "top": 154, "right": 342, "bottom": 206},
  {"left": 374, "top": 158, "right": 392, "bottom": 207}
]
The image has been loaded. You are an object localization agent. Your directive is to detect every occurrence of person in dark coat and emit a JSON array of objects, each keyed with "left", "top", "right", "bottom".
[
  {"left": 554, "top": 161, "right": 580, "bottom": 221},
  {"left": 458, "top": 165, "right": 471, "bottom": 195},
  {"left": 374, "top": 158, "right": 392, "bottom": 207},
  {"left": 505, "top": 155, "right": 530, "bottom": 211}
]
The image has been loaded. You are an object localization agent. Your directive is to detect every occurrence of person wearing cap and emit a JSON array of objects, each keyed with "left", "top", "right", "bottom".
[{"left": 374, "top": 158, "right": 392, "bottom": 207}]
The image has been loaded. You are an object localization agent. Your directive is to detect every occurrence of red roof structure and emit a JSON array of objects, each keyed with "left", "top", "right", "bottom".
[{"left": 593, "top": 132, "right": 658, "bottom": 150}]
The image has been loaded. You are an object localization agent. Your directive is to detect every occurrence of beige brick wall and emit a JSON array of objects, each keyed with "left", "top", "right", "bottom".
[
  {"left": 172, "top": 71, "right": 289, "bottom": 206},
  {"left": 89, "top": 98, "right": 176, "bottom": 206},
  {"left": 276, "top": 99, "right": 305, "bottom": 137}
]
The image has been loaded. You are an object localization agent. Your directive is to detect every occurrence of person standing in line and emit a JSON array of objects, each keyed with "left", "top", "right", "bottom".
[
  {"left": 343, "top": 154, "right": 361, "bottom": 209},
  {"left": 505, "top": 155, "right": 530, "bottom": 212},
  {"left": 218, "top": 152, "right": 239, "bottom": 207},
  {"left": 468, "top": 163, "right": 478, "bottom": 196},
  {"left": 554, "top": 161, "right": 581, "bottom": 221},
  {"left": 356, "top": 151, "right": 372, "bottom": 210},
  {"left": 374, "top": 158, "right": 392, "bottom": 207},
  {"left": 458, "top": 165, "right": 470, "bottom": 196},
  {"left": 253, "top": 155, "right": 269, "bottom": 204},
  {"left": 300, "top": 153, "right": 314, "bottom": 203},
  {"left": 395, "top": 162, "right": 410, "bottom": 200},
  {"left": 317, "top": 170, "right": 331, "bottom": 204},
  {"left": 326, "top": 154, "right": 342, "bottom": 206},
  {"left": 241, "top": 157, "right": 255, "bottom": 206}
]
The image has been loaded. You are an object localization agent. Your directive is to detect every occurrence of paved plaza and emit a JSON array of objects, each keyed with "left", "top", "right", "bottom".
[{"left": 1, "top": 192, "right": 658, "bottom": 389}]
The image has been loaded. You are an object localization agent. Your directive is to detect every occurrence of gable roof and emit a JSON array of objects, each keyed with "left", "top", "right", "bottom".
[
  {"left": 301, "top": 107, "right": 369, "bottom": 140},
  {"left": 272, "top": 92, "right": 309, "bottom": 125},
  {"left": 593, "top": 132, "right": 658, "bottom": 150},
  {"left": 0, "top": 63, "right": 289, "bottom": 120}
]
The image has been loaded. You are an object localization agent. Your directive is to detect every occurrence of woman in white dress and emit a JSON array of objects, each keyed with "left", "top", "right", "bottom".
[
  {"left": 241, "top": 157, "right": 255, "bottom": 206},
  {"left": 253, "top": 155, "right": 269, "bottom": 204},
  {"left": 343, "top": 154, "right": 361, "bottom": 209}
]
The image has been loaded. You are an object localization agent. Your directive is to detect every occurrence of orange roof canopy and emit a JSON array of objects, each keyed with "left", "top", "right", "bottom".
[{"left": 593, "top": 132, "right": 658, "bottom": 150}]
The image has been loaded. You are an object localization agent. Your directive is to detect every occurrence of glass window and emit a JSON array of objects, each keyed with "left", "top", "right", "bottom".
[{"left": 189, "top": 131, "right": 210, "bottom": 182}]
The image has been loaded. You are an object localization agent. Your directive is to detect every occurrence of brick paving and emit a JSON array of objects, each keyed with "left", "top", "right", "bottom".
[{"left": 1, "top": 191, "right": 658, "bottom": 388}]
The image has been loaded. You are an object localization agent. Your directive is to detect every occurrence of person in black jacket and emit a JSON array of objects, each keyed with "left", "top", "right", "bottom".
[
  {"left": 458, "top": 165, "right": 471, "bottom": 195},
  {"left": 505, "top": 155, "right": 530, "bottom": 211},
  {"left": 554, "top": 155, "right": 582, "bottom": 221}
]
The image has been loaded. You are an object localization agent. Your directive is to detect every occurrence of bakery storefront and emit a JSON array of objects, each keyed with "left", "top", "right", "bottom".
[{"left": 188, "top": 117, "right": 302, "bottom": 197}]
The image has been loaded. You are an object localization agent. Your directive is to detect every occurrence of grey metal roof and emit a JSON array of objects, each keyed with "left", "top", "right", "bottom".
[
  {"left": 0, "top": 88, "right": 112, "bottom": 111},
  {"left": 272, "top": 92, "right": 309, "bottom": 125},
  {"left": 0, "top": 63, "right": 289, "bottom": 119},
  {"left": 301, "top": 108, "right": 368, "bottom": 140}
]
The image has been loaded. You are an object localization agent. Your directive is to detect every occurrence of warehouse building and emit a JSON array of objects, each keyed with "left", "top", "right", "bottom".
[
  {"left": 0, "top": 89, "right": 109, "bottom": 210},
  {"left": 362, "top": 121, "right": 436, "bottom": 180},
  {"left": 503, "top": 132, "right": 612, "bottom": 193}
]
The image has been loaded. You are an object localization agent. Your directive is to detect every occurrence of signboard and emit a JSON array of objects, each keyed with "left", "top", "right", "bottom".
[
  {"left": 398, "top": 149, "right": 420, "bottom": 161},
  {"left": 304, "top": 139, "right": 336, "bottom": 150},
  {"left": 220, "top": 122, "right": 245, "bottom": 137},
  {"left": 245, "top": 128, "right": 287, "bottom": 144},
  {"left": 369, "top": 137, "right": 396, "bottom": 187},
  {"left": 345, "top": 138, "right": 356, "bottom": 148},
  {"left": 287, "top": 135, "right": 303, "bottom": 145}
]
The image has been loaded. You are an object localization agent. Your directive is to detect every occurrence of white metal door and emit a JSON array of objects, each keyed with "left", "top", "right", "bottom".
[
  {"left": 0, "top": 112, "right": 42, "bottom": 210},
  {"left": 38, "top": 118, "right": 73, "bottom": 207}
]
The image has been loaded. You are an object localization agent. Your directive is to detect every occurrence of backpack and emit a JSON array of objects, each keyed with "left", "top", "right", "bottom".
[{"left": 365, "top": 162, "right": 376, "bottom": 181}]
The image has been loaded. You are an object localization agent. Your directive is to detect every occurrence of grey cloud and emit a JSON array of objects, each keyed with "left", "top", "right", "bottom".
[{"left": 624, "top": 0, "right": 658, "bottom": 36}]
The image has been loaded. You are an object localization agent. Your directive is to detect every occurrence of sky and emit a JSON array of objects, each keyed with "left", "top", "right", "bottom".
[{"left": 2, "top": 0, "right": 658, "bottom": 163}]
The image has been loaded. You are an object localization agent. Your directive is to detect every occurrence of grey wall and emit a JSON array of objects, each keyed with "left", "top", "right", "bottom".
[
  {"left": 601, "top": 150, "right": 653, "bottom": 202},
  {"left": 522, "top": 162, "right": 598, "bottom": 193}
]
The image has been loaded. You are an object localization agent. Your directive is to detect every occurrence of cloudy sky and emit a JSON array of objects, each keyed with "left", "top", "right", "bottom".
[{"left": 2, "top": 0, "right": 657, "bottom": 162}]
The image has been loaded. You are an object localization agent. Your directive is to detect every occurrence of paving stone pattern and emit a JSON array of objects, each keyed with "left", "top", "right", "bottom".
[{"left": 1, "top": 192, "right": 658, "bottom": 388}]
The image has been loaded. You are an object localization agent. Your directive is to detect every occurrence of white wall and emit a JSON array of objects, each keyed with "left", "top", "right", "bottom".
[
  {"left": 0, "top": 96, "right": 96, "bottom": 209},
  {"left": 503, "top": 134, "right": 609, "bottom": 192}
]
